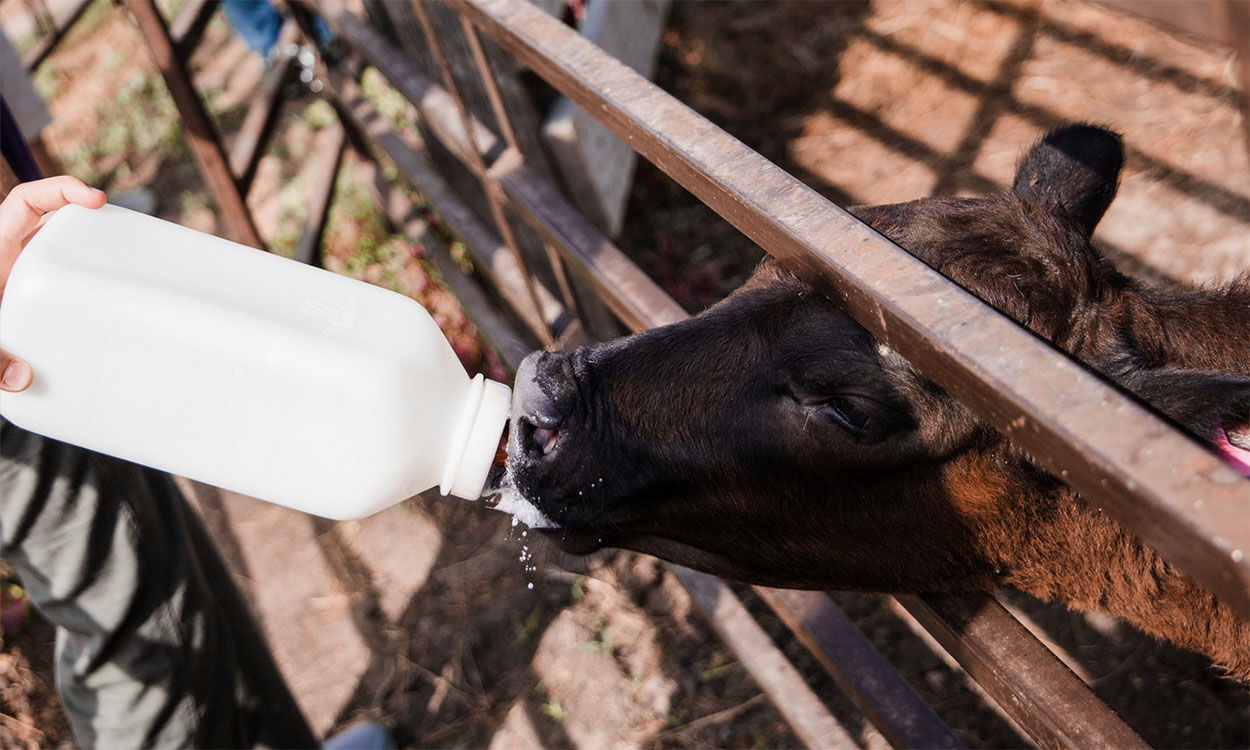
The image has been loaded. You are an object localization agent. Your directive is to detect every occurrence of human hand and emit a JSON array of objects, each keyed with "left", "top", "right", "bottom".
[{"left": 0, "top": 177, "right": 106, "bottom": 392}]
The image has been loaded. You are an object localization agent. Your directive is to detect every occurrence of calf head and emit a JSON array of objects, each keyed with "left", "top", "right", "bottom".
[{"left": 498, "top": 125, "right": 1250, "bottom": 594}]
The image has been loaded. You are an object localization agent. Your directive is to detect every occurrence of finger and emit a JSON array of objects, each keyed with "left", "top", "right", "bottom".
[
  {"left": 0, "top": 351, "right": 32, "bottom": 392},
  {"left": 0, "top": 176, "right": 106, "bottom": 250}
]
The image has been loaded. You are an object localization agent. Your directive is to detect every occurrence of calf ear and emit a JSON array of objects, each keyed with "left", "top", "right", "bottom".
[{"left": 1013, "top": 124, "right": 1123, "bottom": 237}]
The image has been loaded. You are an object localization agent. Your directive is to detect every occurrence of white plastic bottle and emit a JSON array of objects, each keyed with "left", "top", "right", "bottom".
[{"left": 0, "top": 203, "right": 511, "bottom": 520}]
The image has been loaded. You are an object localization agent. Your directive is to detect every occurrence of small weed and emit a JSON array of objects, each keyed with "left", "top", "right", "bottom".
[
  {"left": 361, "top": 67, "right": 415, "bottom": 137},
  {"left": 178, "top": 191, "right": 213, "bottom": 215},
  {"left": 104, "top": 48, "right": 127, "bottom": 71},
  {"left": 156, "top": 0, "right": 190, "bottom": 17},
  {"left": 539, "top": 697, "right": 569, "bottom": 723},
  {"left": 448, "top": 240, "right": 474, "bottom": 274},
  {"left": 579, "top": 616, "right": 612, "bottom": 654},
  {"left": 699, "top": 650, "right": 735, "bottom": 682},
  {"left": 511, "top": 605, "right": 542, "bottom": 648},
  {"left": 32, "top": 62, "right": 61, "bottom": 102},
  {"left": 200, "top": 83, "right": 227, "bottom": 115},
  {"left": 570, "top": 576, "right": 586, "bottom": 602},
  {"left": 269, "top": 176, "right": 308, "bottom": 258},
  {"left": 300, "top": 99, "right": 336, "bottom": 130},
  {"left": 323, "top": 168, "right": 393, "bottom": 279}
]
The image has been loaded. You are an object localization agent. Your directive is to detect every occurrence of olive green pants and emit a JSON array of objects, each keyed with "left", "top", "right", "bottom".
[{"left": 0, "top": 418, "right": 316, "bottom": 748}]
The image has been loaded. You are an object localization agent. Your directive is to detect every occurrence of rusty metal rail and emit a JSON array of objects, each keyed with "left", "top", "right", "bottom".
[
  {"left": 169, "top": 0, "right": 218, "bottom": 59},
  {"left": 317, "top": 64, "right": 569, "bottom": 345},
  {"left": 674, "top": 568, "right": 861, "bottom": 747},
  {"left": 227, "top": 19, "right": 299, "bottom": 191},
  {"left": 897, "top": 593, "right": 1148, "bottom": 749},
  {"left": 20, "top": 0, "right": 92, "bottom": 70},
  {"left": 756, "top": 587, "right": 961, "bottom": 749},
  {"left": 126, "top": 0, "right": 263, "bottom": 248}
]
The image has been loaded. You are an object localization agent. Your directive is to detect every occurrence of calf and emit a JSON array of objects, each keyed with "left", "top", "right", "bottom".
[{"left": 495, "top": 125, "right": 1250, "bottom": 678}]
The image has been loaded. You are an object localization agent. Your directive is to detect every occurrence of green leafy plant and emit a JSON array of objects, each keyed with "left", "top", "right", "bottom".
[
  {"left": 539, "top": 697, "right": 568, "bottom": 723},
  {"left": 511, "top": 605, "right": 542, "bottom": 648},
  {"left": 579, "top": 616, "right": 612, "bottom": 654}
]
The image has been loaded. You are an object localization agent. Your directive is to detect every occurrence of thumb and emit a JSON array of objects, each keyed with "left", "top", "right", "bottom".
[{"left": 0, "top": 351, "right": 32, "bottom": 392}]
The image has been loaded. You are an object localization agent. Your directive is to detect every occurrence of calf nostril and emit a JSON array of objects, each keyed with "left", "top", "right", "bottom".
[
  {"left": 518, "top": 417, "right": 561, "bottom": 460},
  {"left": 533, "top": 426, "right": 560, "bottom": 456},
  {"left": 514, "top": 350, "right": 579, "bottom": 459}
]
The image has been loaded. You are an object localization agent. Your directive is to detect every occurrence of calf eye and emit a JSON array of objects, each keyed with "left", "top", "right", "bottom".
[{"left": 822, "top": 398, "right": 878, "bottom": 436}]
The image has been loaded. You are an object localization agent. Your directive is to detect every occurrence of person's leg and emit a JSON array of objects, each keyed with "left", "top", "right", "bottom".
[{"left": 0, "top": 418, "right": 316, "bottom": 748}]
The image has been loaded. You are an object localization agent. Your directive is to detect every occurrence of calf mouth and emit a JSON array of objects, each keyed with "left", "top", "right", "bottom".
[
  {"left": 480, "top": 417, "right": 565, "bottom": 532},
  {"left": 484, "top": 349, "right": 630, "bottom": 548},
  {"left": 518, "top": 417, "right": 561, "bottom": 460},
  {"left": 480, "top": 420, "right": 626, "bottom": 557}
]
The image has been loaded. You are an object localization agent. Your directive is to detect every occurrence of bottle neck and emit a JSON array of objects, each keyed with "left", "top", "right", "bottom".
[{"left": 440, "top": 374, "right": 511, "bottom": 499}]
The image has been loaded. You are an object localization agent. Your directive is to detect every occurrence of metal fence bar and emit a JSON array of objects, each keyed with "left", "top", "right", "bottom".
[
  {"left": 756, "top": 588, "right": 963, "bottom": 749},
  {"left": 292, "top": 119, "right": 344, "bottom": 267},
  {"left": 227, "top": 19, "right": 298, "bottom": 191},
  {"left": 170, "top": 0, "right": 219, "bottom": 60},
  {"left": 674, "top": 567, "right": 861, "bottom": 749},
  {"left": 126, "top": 0, "right": 263, "bottom": 248},
  {"left": 302, "top": 1, "right": 685, "bottom": 334},
  {"left": 457, "top": 13, "right": 521, "bottom": 157},
  {"left": 489, "top": 148, "right": 688, "bottom": 331},
  {"left": 357, "top": 157, "right": 533, "bottom": 371},
  {"left": 20, "top": 0, "right": 93, "bottom": 70},
  {"left": 298, "top": 2, "right": 503, "bottom": 179},
  {"left": 459, "top": 14, "right": 584, "bottom": 324},
  {"left": 896, "top": 593, "right": 1148, "bottom": 749},
  {"left": 320, "top": 64, "right": 566, "bottom": 343},
  {"left": 450, "top": 0, "right": 1250, "bottom": 617},
  {"left": 410, "top": 0, "right": 555, "bottom": 348}
]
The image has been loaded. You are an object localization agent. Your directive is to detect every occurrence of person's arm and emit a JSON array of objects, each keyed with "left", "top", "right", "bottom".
[{"left": 0, "top": 176, "right": 106, "bottom": 391}]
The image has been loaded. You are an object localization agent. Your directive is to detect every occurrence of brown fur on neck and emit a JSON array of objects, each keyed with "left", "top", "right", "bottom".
[{"left": 951, "top": 453, "right": 1250, "bottom": 681}]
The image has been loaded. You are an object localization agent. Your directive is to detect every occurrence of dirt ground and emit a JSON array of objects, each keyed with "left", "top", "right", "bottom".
[{"left": 0, "top": 0, "right": 1247, "bottom": 748}]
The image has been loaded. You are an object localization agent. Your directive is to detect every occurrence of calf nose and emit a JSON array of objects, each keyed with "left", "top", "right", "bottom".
[{"left": 513, "top": 351, "right": 577, "bottom": 458}]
